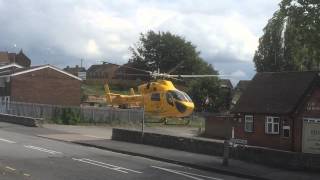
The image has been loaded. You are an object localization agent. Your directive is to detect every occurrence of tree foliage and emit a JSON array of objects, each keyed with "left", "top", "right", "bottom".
[
  {"left": 129, "top": 31, "right": 228, "bottom": 112},
  {"left": 254, "top": 0, "right": 320, "bottom": 72},
  {"left": 129, "top": 31, "right": 215, "bottom": 75},
  {"left": 187, "top": 78, "right": 231, "bottom": 112}
]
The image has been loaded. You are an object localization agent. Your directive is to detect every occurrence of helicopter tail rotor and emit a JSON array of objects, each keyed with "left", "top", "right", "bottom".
[{"left": 129, "top": 88, "right": 135, "bottom": 95}]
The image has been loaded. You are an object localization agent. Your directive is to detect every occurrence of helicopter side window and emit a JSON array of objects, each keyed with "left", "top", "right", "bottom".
[
  {"left": 151, "top": 93, "right": 160, "bottom": 101},
  {"left": 168, "top": 90, "right": 188, "bottom": 101},
  {"left": 166, "top": 93, "right": 174, "bottom": 106},
  {"left": 183, "top": 92, "right": 192, "bottom": 102}
]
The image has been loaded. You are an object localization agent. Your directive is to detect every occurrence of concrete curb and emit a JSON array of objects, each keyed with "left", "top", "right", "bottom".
[
  {"left": 74, "top": 141, "right": 269, "bottom": 180},
  {"left": 0, "top": 113, "right": 43, "bottom": 127}
]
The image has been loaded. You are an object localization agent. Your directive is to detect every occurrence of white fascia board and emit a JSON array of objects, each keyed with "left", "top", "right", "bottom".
[
  {"left": 0, "top": 63, "right": 23, "bottom": 69},
  {"left": 10, "top": 65, "right": 82, "bottom": 81}
]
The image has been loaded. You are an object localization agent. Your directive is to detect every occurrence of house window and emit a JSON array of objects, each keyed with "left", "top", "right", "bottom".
[
  {"left": 265, "top": 116, "right": 280, "bottom": 134},
  {"left": 151, "top": 93, "right": 160, "bottom": 101},
  {"left": 244, "top": 115, "right": 254, "bottom": 132},
  {"left": 283, "top": 126, "right": 290, "bottom": 138}
]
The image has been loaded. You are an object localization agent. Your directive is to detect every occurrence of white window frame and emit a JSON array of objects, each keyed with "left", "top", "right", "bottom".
[
  {"left": 265, "top": 116, "right": 280, "bottom": 134},
  {"left": 244, "top": 115, "right": 254, "bottom": 132}
]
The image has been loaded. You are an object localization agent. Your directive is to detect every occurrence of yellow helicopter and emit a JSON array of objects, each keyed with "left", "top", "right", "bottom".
[{"left": 104, "top": 64, "right": 224, "bottom": 119}]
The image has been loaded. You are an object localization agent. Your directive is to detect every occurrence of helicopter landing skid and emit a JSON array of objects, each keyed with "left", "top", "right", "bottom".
[
  {"left": 144, "top": 118, "right": 191, "bottom": 125},
  {"left": 164, "top": 119, "right": 190, "bottom": 126},
  {"left": 144, "top": 118, "right": 167, "bottom": 124}
]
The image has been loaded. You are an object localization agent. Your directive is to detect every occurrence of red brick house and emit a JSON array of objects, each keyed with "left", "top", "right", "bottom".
[
  {"left": 0, "top": 50, "right": 31, "bottom": 67},
  {"left": 64, "top": 65, "right": 86, "bottom": 80},
  {"left": 87, "top": 63, "right": 118, "bottom": 80},
  {"left": 232, "top": 71, "right": 320, "bottom": 153},
  {"left": 0, "top": 64, "right": 82, "bottom": 106}
]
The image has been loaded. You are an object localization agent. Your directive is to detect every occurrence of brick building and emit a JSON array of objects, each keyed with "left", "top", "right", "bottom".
[
  {"left": 86, "top": 62, "right": 149, "bottom": 88},
  {"left": 0, "top": 64, "right": 82, "bottom": 106},
  {"left": 87, "top": 63, "right": 118, "bottom": 80},
  {"left": 204, "top": 114, "right": 235, "bottom": 139},
  {"left": 0, "top": 50, "right": 31, "bottom": 67},
  {"left": 232, "top": 71, "right": 320, "bottom": 153},
  {"left": 87, "top": 62, "right": 149, "bottom": 80},
  {"left": 64, "top": 65, "right": 86, "bottom": 80}
]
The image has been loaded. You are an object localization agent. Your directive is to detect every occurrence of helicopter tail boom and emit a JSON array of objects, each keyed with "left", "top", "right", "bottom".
[{"left": 104, "top": 82, "right": 143, "bottom": 107}]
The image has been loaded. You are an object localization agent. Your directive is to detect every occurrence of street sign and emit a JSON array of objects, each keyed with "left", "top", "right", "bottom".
[{"left": 230, "top": 138, "right": 247, "bottom": 145}]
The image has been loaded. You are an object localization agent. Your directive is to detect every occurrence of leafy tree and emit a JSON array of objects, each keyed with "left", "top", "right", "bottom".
[
  {"left": 129, "top": 31, "right": 229, "bottom": 112},
  {"left": 254, "top": 0, "right": 320, "bottom": 72},
  {"left": 129, "top": 31, "right": 215, "bottom": 75},
  {"left": 186, "top": 78, "right": 229, "bottom": 112}
]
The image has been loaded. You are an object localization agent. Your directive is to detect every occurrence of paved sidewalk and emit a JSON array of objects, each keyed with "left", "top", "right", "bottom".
[{"left": 43, "top": 124, "right": 113, "bottom": 139}]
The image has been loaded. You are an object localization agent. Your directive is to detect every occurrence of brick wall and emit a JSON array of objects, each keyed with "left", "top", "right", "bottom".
[
  {"left": 112, "top": 128, "right": 320, "bottom": 171},
  {"left": 234, "top": 114, "right": 293, "bottom": 151},
  {"left": 204, "top": 115, "right": 234, "bottom": 139},
  {"left": 10, "top": 68, "right": 81, "bottom": 106}
]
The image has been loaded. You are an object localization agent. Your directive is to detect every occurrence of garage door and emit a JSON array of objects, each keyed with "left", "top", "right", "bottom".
[{"left": 302, "top": 118, "right": 320, "bottom": 154}]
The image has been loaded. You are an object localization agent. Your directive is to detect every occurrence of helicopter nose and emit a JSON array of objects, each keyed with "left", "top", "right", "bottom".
[
  {"left": 183, "top": 102, "right": 194, "bottom": 117},
  {"left": 187, "top": 102, "right": 195, "bottom": 115},
  {"left": 175, "top": 101, "right": 194, "bottom": 116}
]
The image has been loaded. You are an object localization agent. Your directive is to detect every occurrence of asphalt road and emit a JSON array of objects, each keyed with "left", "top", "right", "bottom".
[{"left": 0, "top": 123, "right": 248, "bottom": 180}]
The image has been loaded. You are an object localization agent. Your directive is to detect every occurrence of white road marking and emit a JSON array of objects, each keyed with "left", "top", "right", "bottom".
[
  {"left": 23, "top": 173, "right": 31, "bottom": 177},
  {"left": 151, "top": 166, "right": 223, "bottom": 180},
  {"left": 0, "top": 138, "right": 16, "bottom": 144},
  {"left": 72, "top": 158, "right": 142, "bottom": 174},
  {"left": 84, "top": 135, "right": 105, "bottom": 139},
  {"left": 5, "top": 166, "right": 16, "bottom": 171},
  {"left": 24, "top": 145, "right": 62, "bottom": 155}
]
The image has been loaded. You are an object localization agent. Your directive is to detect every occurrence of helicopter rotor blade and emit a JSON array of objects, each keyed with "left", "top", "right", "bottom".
[
  {"left": 168, "top": 61, "right": 184, "bottom": 74},
  {"left": 168, "top": 74, "right": 231, "bottom": 78},
  {"left": 118, "top": 65, "right": 151, "bottom": 74},
  {"left": 115, "top": 73, "right": 151, "bottom": 77},
  {"left": 102, "top": 61, "right": 152, "bottom": 74},
  {"left": 170, "top": 77, "right": 184, "bottom": 81},
  {"left": 131, "top": 45, "right": 145, "bottom": 61}
]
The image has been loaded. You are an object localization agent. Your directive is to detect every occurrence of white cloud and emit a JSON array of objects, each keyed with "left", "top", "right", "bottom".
[
  {"left": 0, "top": 0, "right": 281, "bottom": 79},
  {"left": 76, "top": 8, "right": 133, "bottom": 32},
  {"left": 231, "top": 70, "right": 247, "bottom": 78},
  {"left": 229, "top": 70, "right": 248, "bottom": 85},
  {"left": 136, "top": 8, "right": 178, "bottom": 30}
]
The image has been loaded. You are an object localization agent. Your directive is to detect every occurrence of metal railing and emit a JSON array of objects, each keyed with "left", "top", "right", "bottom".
[
  {"left": 0, "top": 101, "right": 208, "bottom": 137},
  {"left": 0, "top": 101, "right": 143, "bottom": 127}
]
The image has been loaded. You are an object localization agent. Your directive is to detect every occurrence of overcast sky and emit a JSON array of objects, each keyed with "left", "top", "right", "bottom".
[{"left": 0, "top": 0, "right": 281, "bottom": 83}]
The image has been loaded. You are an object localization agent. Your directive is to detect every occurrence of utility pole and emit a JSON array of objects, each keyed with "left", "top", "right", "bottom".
[
  {"left": 80, "top": 58, "right": 84, "bottom": 68},
  {"left": 158, "top": 31, "right": 161, "bottom": 72}
]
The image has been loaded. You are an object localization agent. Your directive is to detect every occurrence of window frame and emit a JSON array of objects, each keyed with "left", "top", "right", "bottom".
[
  {"left": 282, "top": 125, "right": 290, "bottom": 138},
  {"left": 265, "top": 116, "right": 280, "bottom": 134},
  {"left": 151, "top": 93, "right": 160, "bottom": 101},
  {"left": 244, "top": 115, "right": 254, "bottom": 133}
]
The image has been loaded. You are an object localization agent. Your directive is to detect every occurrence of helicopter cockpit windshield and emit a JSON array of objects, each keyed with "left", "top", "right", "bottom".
[{"left": 167, "top": 90, "right": 192, "bottom": 102}]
